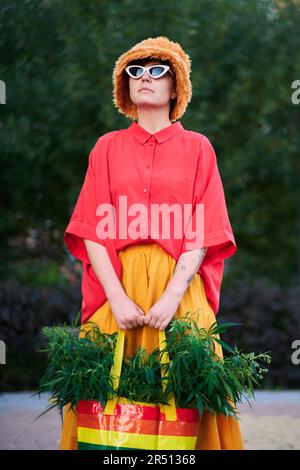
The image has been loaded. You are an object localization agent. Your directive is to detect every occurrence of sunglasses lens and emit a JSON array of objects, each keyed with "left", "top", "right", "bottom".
[
  {"left": 128, "top": 66, "right": 144, "bottom": 78},
  {"left": 127, "top": 65, "right": 169, "bottom": 79},
  {"left": 150, "top": 66, "right": 166, "bottom": 77}
]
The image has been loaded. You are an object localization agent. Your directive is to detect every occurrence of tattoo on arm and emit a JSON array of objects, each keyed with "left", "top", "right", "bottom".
[
  {"left": 175, "top": 256, "right": 187, "bottom": 273},
  {"left": 185, "top": 248, "right": 208, "bottom": 286},
  {"left": 195, "top": 247, "right": 207, "bottom": 271}
]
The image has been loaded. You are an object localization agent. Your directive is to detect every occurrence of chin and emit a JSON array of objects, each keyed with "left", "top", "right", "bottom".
[{"left": 135, "top": 99, "right": 157, "bottom": 106}]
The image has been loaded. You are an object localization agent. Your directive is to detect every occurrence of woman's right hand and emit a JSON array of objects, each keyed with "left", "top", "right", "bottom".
[{"left": 109, "top": 291, "right": 146, "bottom": 330}]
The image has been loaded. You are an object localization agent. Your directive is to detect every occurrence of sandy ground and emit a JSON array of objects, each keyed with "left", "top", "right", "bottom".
[{"left": 0, "top": 390, "right": 300, "bottom": 450}]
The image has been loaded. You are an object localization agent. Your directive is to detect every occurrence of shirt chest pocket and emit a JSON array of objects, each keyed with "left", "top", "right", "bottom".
[{"left": 169, "top": 175, "right": 192, "bottom": 204}]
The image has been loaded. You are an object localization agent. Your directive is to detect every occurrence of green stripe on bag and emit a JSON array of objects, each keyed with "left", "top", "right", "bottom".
[{"left": 78, "top": 441, "right": 138, "bottom": 450}]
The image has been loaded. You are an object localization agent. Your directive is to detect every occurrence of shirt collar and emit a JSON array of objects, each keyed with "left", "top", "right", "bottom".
[{"left": 128, "top": 120, "right": 184, "bottom": 144}]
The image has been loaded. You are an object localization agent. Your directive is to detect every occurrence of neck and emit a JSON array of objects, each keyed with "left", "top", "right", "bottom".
[{"left": 136, "top": 107, "right": 172, "bottom": 134}]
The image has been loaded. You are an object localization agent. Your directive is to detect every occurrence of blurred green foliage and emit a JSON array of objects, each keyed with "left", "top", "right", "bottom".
[
  {"left": 1, "top": 0, "right": 300, "bottom": 285},
  {"left": 2, "top": 0, "right": 300, "bottom": 391}
]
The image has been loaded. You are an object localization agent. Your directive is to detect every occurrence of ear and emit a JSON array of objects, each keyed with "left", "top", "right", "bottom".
[{"left": 171, "top": 84, "right": 177, "bottom": 100}]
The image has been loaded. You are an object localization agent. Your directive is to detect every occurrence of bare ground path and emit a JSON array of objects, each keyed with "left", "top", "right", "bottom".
[{"left": 0, "top": 391, "right": 299, "bottom": 450}]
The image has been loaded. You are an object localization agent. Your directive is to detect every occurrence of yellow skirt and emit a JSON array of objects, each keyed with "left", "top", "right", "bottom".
[{"left": 60, "top": 242, "right": 244, "bottom": 450}]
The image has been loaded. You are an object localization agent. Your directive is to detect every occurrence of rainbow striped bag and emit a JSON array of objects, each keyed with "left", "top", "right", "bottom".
[{"left": 77, "top": 329, "right": 201, "bottom": 450}]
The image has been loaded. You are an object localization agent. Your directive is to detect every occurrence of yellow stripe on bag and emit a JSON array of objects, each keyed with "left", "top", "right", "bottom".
[
  {"left": 103, "top": 329, "right": 177, "bottom": 421},
  {"left": 78, "top": 426, "right": 197, "bottom": 450},
  {"left": 159, "top": 330, "right": 177, "bottom": 421},
  {"left": 103, "top": 329, "right": 125, "bottom": 415}
]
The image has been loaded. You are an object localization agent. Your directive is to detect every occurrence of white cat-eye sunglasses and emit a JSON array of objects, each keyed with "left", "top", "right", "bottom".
[{"left": 125, "top": 64, "right": 174, "bottom": 79}]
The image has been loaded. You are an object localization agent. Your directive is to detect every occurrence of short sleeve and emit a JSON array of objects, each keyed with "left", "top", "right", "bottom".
[
  {"left": 181, "top": 135, "right": 237, "bottom": 266},
  {"left": 64, "top": 138, "right": 108, "bottom": 264}
]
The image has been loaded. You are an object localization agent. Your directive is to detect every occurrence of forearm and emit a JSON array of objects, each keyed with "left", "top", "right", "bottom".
[
  {"left": 164, "top": 248, "right": 207, "bottom": 300},
  {"left": 83, "top": 239, "right": 125, "bottom": 301}
]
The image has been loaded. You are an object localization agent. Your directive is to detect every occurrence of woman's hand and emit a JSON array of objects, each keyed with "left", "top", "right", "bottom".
[
  {"left": 109, "top": 291, "right": 145, "bottom": 330},
  {"left": 144, "top": 291, "right": 181, "bottom": 331}
]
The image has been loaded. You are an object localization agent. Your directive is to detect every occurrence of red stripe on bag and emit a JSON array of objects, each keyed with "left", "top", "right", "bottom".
[
  {"left": 77, "top": 412, "right": 200, "bottom": 436},
  {"left": 77, "top": 400, "right": 200, "bottom": 423}
]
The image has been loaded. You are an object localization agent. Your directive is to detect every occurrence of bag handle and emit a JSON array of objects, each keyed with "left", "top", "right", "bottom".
[{"left": 103, "top": 328, "right": 177, "bottom": 421}]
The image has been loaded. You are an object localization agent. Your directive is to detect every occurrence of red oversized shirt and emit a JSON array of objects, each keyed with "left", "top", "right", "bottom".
[{"left": 64, "top": 120, "right": 237, "bottom": 323}]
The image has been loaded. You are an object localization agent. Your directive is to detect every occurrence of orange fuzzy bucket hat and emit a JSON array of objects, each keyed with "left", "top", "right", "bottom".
[{"left": 112, "top": 36, "right": 192, "bottom": 122}]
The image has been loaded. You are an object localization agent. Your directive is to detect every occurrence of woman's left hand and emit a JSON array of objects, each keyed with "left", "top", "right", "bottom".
[{"left": 144, "top": 292, "right": 181, "bottom": 331}]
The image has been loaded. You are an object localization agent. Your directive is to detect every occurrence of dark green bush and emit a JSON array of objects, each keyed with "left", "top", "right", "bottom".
[
  {"left": 0, "top": 277, "right": 299, "bottom": 391},
  {"left": 219, "top": 277, "right": 300, "bottom": 389}
]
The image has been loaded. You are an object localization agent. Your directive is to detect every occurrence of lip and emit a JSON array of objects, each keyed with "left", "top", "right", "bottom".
[{"left": 139, "top": 88, "right": 154, "bottom": 92}]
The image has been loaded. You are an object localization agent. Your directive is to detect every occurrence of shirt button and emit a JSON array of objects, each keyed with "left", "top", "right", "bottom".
[
  {"left": 146, "top": 164, "right": 150, "bottom": 169},
  {"left": 143, "top": 188, "right": 147, "bottom": 193}
]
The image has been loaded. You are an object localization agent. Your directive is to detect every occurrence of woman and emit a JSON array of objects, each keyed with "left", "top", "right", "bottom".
[{"left": 60, "top": 36, "right": 244, "bottom": 450}]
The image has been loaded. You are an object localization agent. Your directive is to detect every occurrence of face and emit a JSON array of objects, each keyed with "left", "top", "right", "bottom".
[{"left": 127, "top": 59, "right": 177, "bottom": 114}]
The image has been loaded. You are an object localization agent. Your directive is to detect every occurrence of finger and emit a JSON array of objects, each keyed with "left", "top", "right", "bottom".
[
  {"left": 149, "top": 315, "right": 160, "bottom": 329},
  {"left": 149, "top": 318, "right": 158, "bottom": 329},
  {"left": 159, "top": 321, "right": 168, "bottom": 331},
  {"left": 145, "top": 315, "right": 153, "bottom": 327},
  {"left": 135, "top": 305, "right": 144, "bottom": 315}
]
